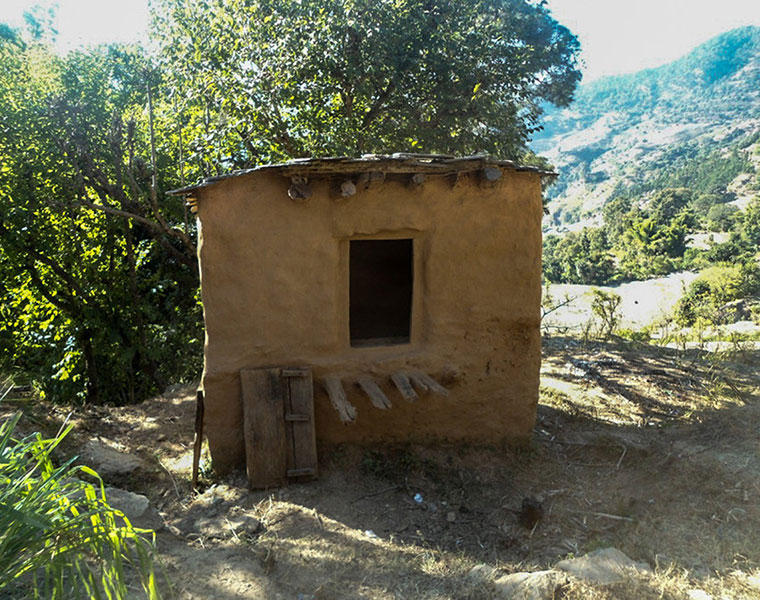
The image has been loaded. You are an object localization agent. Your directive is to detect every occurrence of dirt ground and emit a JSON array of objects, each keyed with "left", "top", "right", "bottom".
[{"left": 5, "top": 336, "right": 760, "bottom": 599}]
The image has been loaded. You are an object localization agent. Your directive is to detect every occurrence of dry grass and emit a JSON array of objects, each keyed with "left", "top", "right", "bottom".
[{"left": 2, "top": 336, "right": 759, "bottom": 599}]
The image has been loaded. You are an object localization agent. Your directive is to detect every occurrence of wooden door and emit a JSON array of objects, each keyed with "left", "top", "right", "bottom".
[{"left": 241, "top": 367, "right": 318, "bottom": 489}]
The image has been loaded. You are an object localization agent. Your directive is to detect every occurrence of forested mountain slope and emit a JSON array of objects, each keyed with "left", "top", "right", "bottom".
[{"left": 534, "top": 26, "right": 760, "bottom": 230}]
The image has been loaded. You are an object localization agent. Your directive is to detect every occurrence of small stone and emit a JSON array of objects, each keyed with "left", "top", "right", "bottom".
[
  {"left": 447, "top": 511, "right": 457, "bottom": 523},
  {"left": 468, "top": 564, "right": 495, "bottom": 583},
  {"left": 555, "top": 547, "right": 652, "bottom": 585},
  {"left": 105, "top": 487, "right": 164, "bottom": 531},
  {"left": 492, "top": 570, "right": 568, "bottom": 600},
  {"left": 686, "top": 591, "right": 712, "bottom": 600},
  {"left": 172, "top": 507, "right": 260, "bottom": 540},
  {"left": 226, "top": 514, "right": 262, "bottom": 535},
  {"left": 747, "top": 572, "right": 760, "bottom": 591}
]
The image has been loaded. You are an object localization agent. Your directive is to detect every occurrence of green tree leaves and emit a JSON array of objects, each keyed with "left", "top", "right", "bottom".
[
  {"left": 0, "top": 30, "right": 201, "bottom": 404},
  {"left": 150, "top": 0, "right": 581, "bottom": 167},
  {"left": 1, "top": 0, "right": 582, "bottom": 404}
]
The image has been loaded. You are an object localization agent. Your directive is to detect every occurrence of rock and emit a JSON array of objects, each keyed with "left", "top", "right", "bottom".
[
  {"left": 747, "top": 572, "right": 760, "bottom": 591},
  {"left": 716, "top": 299, "right": 751, "bottom": 324},
  {"left": 172, "top": 507, "right": 261, "bottom": 540},
  {"left": 492, "top": 570, "right": 568, "bottom": 600},
  {"left": 80, "top": 439, "right": 143, "bottom": 477},
  {"left": 467, "top": 564, "right": 495, "bottom": 583},
  {"left": 555, "top": 547, "right": 652, "bottom": 585},
  {"left": 686, "top": 590, "right": 712, "bottom": 600},
  {"left": 105, "top": 487, "right": 164, "bottom": 531}
]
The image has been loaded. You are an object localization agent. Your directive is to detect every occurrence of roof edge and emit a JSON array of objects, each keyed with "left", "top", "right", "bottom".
[{"left": 167, "top": 153, "right": 557, "bottom": 196}]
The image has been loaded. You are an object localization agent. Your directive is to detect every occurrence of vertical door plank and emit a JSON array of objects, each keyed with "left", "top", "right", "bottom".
[
  {"left": 285, "top": 368, "right": 318, "bottom": 480},
  {"left": 241, "top": 368, "right": 288, "bottom": 489}
]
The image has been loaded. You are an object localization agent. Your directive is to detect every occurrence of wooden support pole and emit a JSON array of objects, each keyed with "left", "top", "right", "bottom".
[
  {"left": 448, "top": 172, "right": 464, "bottom": 189},
  {"left": 356, "top": 172, "right": 370, "bottom": 189},
  {"left": 391, "top": 372, "right": 418, "bottom": 402},
  {"left": 321, "top": 375, "right": 357, "bottom": 423},
  {"left": 356, "top": 376, "right": 392, "bottom": 409},
  {"left": 408, "top": 371, "right": 450, "bottom": 397},
  {"left": 367, "top": 171, "right": 386, "bottom": 188},
  {"left": 191, "top": 389, "right": 205, "bottom": 491}
]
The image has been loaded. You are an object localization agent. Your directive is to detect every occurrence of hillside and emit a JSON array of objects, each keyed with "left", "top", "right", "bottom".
[{"left": 534, "top": 26, "right": 760, "bottom": 231}]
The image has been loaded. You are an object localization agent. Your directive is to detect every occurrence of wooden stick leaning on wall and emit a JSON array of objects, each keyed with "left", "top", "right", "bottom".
[{"left": 191, "top": 389, "right": 205, "bottom": 491}]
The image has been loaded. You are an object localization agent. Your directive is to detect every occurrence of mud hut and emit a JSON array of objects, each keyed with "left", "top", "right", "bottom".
[{"left": 170, "top": 153, "right": 550, "bottom": 488}]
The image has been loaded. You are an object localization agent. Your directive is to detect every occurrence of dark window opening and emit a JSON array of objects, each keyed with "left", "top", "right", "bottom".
[{"left": 350, "top": 239, "right": 413, "bottom": 347}]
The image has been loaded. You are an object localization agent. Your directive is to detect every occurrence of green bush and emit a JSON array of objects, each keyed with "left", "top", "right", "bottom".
[
  {"left": 674, "top": 264, "right": 758, "bottom": 327},
  {"left": 591, "top": 289, "right": 622, "bottom": 338},
  {"left": 617, "top": 328, "right": 651, "bottom": 343},
  {"left": 706, "top": 203, "right": 739, "bottom": 232},
  {"left": 0, "top": 409, "right": 162, "bottom": 599}
]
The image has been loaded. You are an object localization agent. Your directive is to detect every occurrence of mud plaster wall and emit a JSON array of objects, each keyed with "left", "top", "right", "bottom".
[{"left": 196, "top": 170, "right": 543, "bottom": 473}]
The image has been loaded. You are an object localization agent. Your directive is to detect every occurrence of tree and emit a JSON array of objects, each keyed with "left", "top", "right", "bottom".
[
  {"left": 590, "top": 289, "right": 621, "bottom": 338},
  {"left": 743, "top": 195, "right": 760, "bottom": 246},
  {"left": 542, "top": 228, "right": 616, "bottom": 285},
  {"left": 706, "top": 203, "right": 739, "bottom": 232},
  {"left": 0, "top": 28, "right": 201, "bottom": 404},
  {"left": 150, "top": 0, "right": 582, "bottom": 170},
  {"left": 648, "top": 188, "right": 693, "bottom": 224},
  {"left": 601, "top": 195, "right": 632, "bottom": 241}
]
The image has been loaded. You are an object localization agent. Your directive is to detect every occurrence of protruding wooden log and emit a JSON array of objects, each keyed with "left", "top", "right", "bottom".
[
  {"left": 356, "top": 172, "right": 370, "bottom": 188},
  {"left": 356, "top": 376, "right": 392, "bottom": 410},
  {"left": 367, "top": 171, "right": 386, "bottom": 188},
  {"left": 391, "top": 372, "right": 418, "bottom": 402},
  {"left": 321, "top": 375, "right": 357, "bottom": 423},
  {"left": 448, "top": 172, "right": 464, "bottom": 189},
  {"left": 330, "top": 179, "right": 357, "bottom": 200},
  {"left": 288, "top": 176, "right": 312, "bottom": 202},
  {"left": 408, "top": 173, "right": 426, "bottom": 188},
  {"left": 480, "top": 167, "right": 502, "bottom": 184},
  {"left": 408, "top": 371, "right": 450, "bottom": 397}
]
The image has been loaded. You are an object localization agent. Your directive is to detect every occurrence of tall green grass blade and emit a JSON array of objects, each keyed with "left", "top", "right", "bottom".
[{"left": 0, "top": 406, "right": 164, "bottom": 599}]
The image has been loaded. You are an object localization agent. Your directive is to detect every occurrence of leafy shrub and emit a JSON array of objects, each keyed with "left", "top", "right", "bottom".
[
  {"left": 675, "top": 264, "right": 758, "bottom": 326},
  {"left": 0, "top": 410, "right": 161, "bottom": 599},
  {"left": 617, "top": 328, "right": 651, "bottom": 342},
  {"left": 743, "top": 196, "right": 760, "bottom": 246},
  {"left": 706, "top": 203, "right": 739, "bottom": 232},
  {"left": 590, "top": 289, "right": 622, "bottom": 338}
]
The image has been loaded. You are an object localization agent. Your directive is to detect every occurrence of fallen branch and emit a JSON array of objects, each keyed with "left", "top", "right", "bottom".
[
  {"left": 350, "top": 485, "right": 400, "bottom": 504},
  {"left": 568, "top": 508, "right": 634, "bottom": 522}
]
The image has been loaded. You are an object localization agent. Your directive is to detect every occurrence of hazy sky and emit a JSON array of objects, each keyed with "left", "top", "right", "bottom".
[
  {"left": 1, "top": 0, "right": 759, "bottom": 82},
  {"left": 544, "top": 0, "right": 760, "bottom": 81}
]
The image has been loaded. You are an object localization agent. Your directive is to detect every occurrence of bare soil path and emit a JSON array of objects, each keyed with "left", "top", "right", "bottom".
[{"left": 4, "top": 337, "right": 760, "bottom": 599}]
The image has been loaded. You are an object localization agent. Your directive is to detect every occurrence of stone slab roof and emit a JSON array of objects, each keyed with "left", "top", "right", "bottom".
[{"left": 167, "top": 153, "right": 556, "bottom": 196}]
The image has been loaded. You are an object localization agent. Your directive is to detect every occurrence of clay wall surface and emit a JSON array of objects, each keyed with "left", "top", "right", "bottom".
[{"left": 195, "top": 170, "right": 543, "bottom": 472}]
